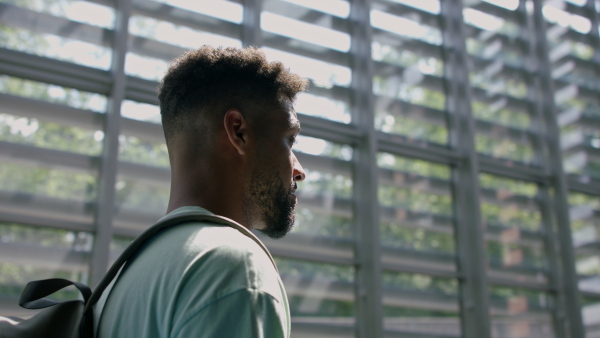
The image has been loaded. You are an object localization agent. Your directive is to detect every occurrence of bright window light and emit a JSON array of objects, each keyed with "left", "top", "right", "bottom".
[
  {"left": 63, "top": 2, "right": 115, "bottom": 28},
  {"left": 121, "top": 101, "right": 161, "bottom": 123},
  {"left": 282, "top": 0, "right": 350, "bottom": 17},
  {"left": 130, "top": 16, "right": 241, "bottom": 49},
  {"left": 371, "top": 10, "right": 434, "bottom": 42},
  {"left": 543, "top": 4, "right": 592, "bottom": 33},
  {"left": 155, "top": 0, "right": 243, "bottom": 23},
  {"left": 261, "top": 12, "right": 351, "bottom": 52},
  {"left": 263, "top": 48, "right": 352, "bottom": 88},
  {"left": 45, "top": 36, "right": 112, "bottom": 70},
  {"left": 389, "top": 0, "right": 440, "bottom": 14},
  {"left": 483, "top": 0, "right": 519, "bottom": 11},
  {"left": 125, "top": 53, "right": 169, "bottom": 81},
  {"left": 463, "top": 8, "right": 504, "bottom": 31},
  {"left": 294, "top": 135, "right": 328, "bottom": 156},
  {"left": 295, "top": 92, "right": 350, "bottom": 123}
]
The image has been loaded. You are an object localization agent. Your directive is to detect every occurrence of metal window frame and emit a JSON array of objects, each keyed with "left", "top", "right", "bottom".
[{"left": 0, "top": 0, "right": 600, "bottom": 337}]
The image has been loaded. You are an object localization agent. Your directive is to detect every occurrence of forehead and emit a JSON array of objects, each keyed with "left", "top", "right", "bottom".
[{"left": 272, "top": 97, "right": 300, "bottom": 130}]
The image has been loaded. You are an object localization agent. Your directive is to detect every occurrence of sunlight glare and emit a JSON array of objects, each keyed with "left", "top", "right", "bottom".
[
  {"left": 371, "top": 10, "right": 439, "bottom": 44},
  {"left": 282, "top": 0, "right": 350, "bottom": 17},
  {"left": 483, "top": 0, "right": 519, "bottom": 10},
  {"left": 295, "top": 93, "right": 350, "bottom": 123},
  {"left": 63, "top": 2, "right": 115, "bottom": 28},
  {"left": 463, "top": 8, "right": 504, "bottom": 31},
  {"left": 121, "top": 101, "right": 161, "bottom": 123},
  {"left": 158, "top": 0, "right": 243, "bottom": 23},
  {"left": 390, "top": 0, "right": 440, "bottom": 14},
  {"left": 261, "top": 12, "right": 351, "bottom": 52},
  {"left": 295, "top": 136, "right": 327, "bottom": 156},
  {"left": 543, "top": 4, "right": 592, "bottom": 33},
  {"left": 263, "top": 48, "right": 351, "bottom": 88}
]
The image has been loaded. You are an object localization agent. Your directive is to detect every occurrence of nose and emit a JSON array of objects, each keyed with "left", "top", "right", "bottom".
[{"left": 292, "top": 153, "right": 305, "bottom": 182}]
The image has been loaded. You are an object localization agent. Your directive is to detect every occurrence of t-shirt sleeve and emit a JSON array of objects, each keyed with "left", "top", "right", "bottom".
[{"left": 171, "top": 288, "right": 287, "bottom": 338}]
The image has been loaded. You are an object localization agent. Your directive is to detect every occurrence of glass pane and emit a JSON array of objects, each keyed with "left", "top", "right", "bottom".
[
  {"left": 372, "top": 0, "right": 447, "bottom": 145},
  {"left": 569, "top": 192, "right": 600, "bottom": 337},
  {"left": 1, "top": 0, "right": 115, "bottom": 28},
  {"left": 124, "top": 53, "right": 170, "bottom": 81},
  {"left": 118, "top": 133, "right": 169, "bottom": 168},
  {"left": 0, "top": 113, "right": 103, "bottom": 156},
  {"left": 121, "top": 100, "right": 161, "bottom": 124},
  {"left": 0, "top": 76, "right": 107, "bottom": 112},
  {"left": 293, "top": 136, "right": 353, "bottom": 238},
  {"left": 0, "top": 162, "right": 96, "bottom": 202},
  {"left": 544, "top": 0, "right": 600, "bottom": 181},
  {"left": 150, "top": 0, "right": 243, "bottom": 23},
  {"left": 129, "top": 15, "right": 241, "bottom": 50},
  {"left": 0, "top": 222, "right": 91, "bottom": 316},
  {"left": 582, "top": 296, "right": 600, "bottom": 338},
  {"left": 0, "top": 1, "right": 112, "bottom": 69},
  {"left": 480, "top": 173, "right": 548, "bottom": 284},
  {"left": 125, "top": 0, "right": 243, "bottom": 80},
  {"left": 276, "top": 257, "right": 355, "bottom": 335},
  {"left": 382, "top": 271, "right": 461, "bottom": 337},
  {"left": 490, "top": 286, "right": 555, "bottom": 338},
  {"left": 378, "top": 153, "right": 455, "bottom": 272},
  {"left": 113, "top": 178, "right": 169, "bottom": 232},
  {"left": 260, "top": 0, "right": 352, "bottom": 124},
  {"left": 464, "top": 1, "right": 540, "bottom": 166}
]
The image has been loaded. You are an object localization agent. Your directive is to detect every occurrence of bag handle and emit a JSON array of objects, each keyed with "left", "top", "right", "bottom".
[
  {"left": 83, "top": 211, "right": 276, "bottom": 313},
  {"left": 19, "top": 278, "right": 92, "bottom": 309}
]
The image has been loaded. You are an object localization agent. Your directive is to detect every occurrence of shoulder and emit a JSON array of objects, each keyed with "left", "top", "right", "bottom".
[
  {"left": 163, "top": 223, "right": 287, "bottom": 326},
  {"left": 150, "top": 222, "right": 282, "bottom": 299}
]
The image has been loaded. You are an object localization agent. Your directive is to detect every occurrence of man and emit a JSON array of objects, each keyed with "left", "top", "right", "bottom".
[{"left": 94, "top": 46, "right": 308, "bottom": 337}]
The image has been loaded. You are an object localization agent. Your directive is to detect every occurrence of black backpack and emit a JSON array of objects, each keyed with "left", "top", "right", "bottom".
[{"left": 0, "top": 211, "right": 275, "bottom": 338}]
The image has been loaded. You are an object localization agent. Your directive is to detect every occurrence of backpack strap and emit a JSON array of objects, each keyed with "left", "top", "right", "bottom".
[
  {"left": 19, "top": 278, "right": 92, "bottom": 310},
  {"left": 83, "top": 211, "right": 276, "bottom": 314}
]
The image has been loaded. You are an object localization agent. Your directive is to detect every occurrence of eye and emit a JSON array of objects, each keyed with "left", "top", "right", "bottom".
[{"left": 289, "top": 136, "right": 298, "bottom": 146}]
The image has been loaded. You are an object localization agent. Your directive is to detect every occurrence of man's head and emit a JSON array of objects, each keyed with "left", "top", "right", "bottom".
[{"left": 157, "top": 46, "right": 309, "bottom": 238}]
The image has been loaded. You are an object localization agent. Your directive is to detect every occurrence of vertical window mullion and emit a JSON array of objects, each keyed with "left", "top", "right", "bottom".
[
  {"left": 350, "top": 0, "right": 383, "bottom": 336},
  {"left": 442, "top": 0, "right": 491, "bottom": 337},
  {"left": 90, "top": 0, "right": 131, "bottom": 286},
  {"left": 531, "top": 0, "right": 586, "bottom": 337}
]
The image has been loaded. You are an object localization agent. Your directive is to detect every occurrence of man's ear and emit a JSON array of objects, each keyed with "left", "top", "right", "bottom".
[{"left": 223, "top": 109, "right": 249, "bottom": 155}]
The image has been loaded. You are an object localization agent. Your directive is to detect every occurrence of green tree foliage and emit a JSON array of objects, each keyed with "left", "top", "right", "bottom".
[
  {"left": 489, "top": 286, "right": 549, "bottom": 312},
  {"left": 0, "top": 114, "right": 102, "bottom": 155},
  {"left": 0, "top": 222, "right": 91, "bottom": 299},
  {"left": 0, "top": 223, "right": 91, "bottom": 249},
  {"left": 380, "top": 224, "right": 454, "bottom": 254},
  {"left": 119, "top": 135, "right": 170, "bottom": 168},
  {"left": 377, "top": 153, "right": 450, "bottom": 180},
  {"left": 471, "top": 100, "right": 530, "bottom": 128},
  {"left": 0, "top": 163, "right": 96, "bottom": 201},
  {"left": 294, "top": 208, "right": 352, "bottom": 238},
  {"left": 275, "top": 257, "right": 354, "bottom": 317},
  {"left": 115, "top": 180, "right": 169, "bottom": 212},
  {"left": 0, "top": 75, "right": 107, "bottom": 111},
  {"left": 382, "top": 271, "right": 459, "bottom": 318},
  {"left": 0, "top": 264, "right": 84, "bottom": 301},
  {"left": 371, "top": 40, "right": 448, "bottom": 144},
  {"left": 475, "top": 134, "right": 535, "bottom": 164},
  {"left": 487, "top": 240, "right": 545, "bottom": 270}
]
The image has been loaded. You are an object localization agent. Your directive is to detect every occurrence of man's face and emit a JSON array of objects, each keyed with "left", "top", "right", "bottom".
[{"left": 245, "top": 99, "right": 305, "bottom": 239}]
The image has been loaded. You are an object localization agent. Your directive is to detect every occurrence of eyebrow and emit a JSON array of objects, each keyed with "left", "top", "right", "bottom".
[{"left": 290, "top": 120, "right": 301, "bottom": 132}]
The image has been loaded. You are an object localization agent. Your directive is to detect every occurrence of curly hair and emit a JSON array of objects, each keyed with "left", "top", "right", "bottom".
[{"left": 157, "top": 46, "right": 308, "bottom": 143}]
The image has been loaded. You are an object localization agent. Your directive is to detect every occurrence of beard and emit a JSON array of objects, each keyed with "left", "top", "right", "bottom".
[{"left": 245, "top": 166, "right": 297, "bottom": 239}]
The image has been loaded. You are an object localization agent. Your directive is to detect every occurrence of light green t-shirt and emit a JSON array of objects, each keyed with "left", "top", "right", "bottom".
[{"left": 94, "top": 206, "right": 290, "bottom": 338}]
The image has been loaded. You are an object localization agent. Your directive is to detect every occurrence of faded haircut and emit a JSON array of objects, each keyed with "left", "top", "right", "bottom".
[{"left": 157, "top": 45, "right": 309, "bottom": 144}]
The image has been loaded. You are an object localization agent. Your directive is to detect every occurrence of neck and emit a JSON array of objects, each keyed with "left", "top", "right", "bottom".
[{"left": 166, "top": 158, "right": 250, "bottom": 230}]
